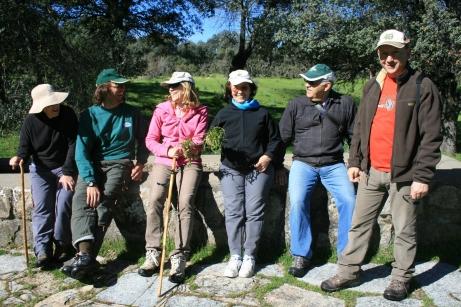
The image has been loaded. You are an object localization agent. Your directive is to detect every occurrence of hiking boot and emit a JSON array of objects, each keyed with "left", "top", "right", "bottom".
[
  {"left": 320, "top": 274, "right": 361, "bottom": 292},
  {"left": 54, "top": 244, "right": 75, "bottom": 263},
  {"left": 288, "top": 256, "right": 310, "bottom": 277},
  {"left": 239, "top": 255, "right": 255, "bottom": 278},
  {"left": 383, "top": 279, "right": 410, "bottom": 301},
  {"left": 169, "top": 253, "right": 186, "bottom": 283},
  {"left": 68, "top": 253, "right": 97, "bottom": 280},
  {"left": 35, "top": 252, "right": 51, "bottom": 268},
  {"left": 138, "top": 249, "right": 161, "bottom": 277},
  {"left": 223, "top": 254, "right": 242, "bottom": 278}
]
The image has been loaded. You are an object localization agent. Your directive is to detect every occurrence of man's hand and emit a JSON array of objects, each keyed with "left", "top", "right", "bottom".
[
  {"left": 255, "top": 155, "right": 272, "bottom": 173},
  {"left": 410, "top": 181, "right": 429, "bottom": 200},
  {"left": 86, "top": 186, "right": 101, "bottom": 208},
  {"left": 275, "top": 168, "right": 288, "bottom": 186},
  {"left": 59, "top": 175, "right": 75, "bottom": 191},
  {"left": 348, "top": 167, "right": 361, "bottom": 183},
  {"left": 9, "top": 156, "right": 22, "bottom": 170},
  {"left": 131, "top": 163, "right": 144, "bottom": 182}
]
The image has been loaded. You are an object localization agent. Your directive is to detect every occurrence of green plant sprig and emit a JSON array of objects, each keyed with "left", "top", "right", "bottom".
[{"left": 205, "top": 126, "right": 225, "bottom": 153}]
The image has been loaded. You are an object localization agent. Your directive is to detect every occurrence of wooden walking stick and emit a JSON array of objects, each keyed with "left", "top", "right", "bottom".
[
  {"left": 19, "top": 160, "right": 30, "bottom": 266},
  {"left": 157, "top": 157, "right": 177, "bottom": 297}
]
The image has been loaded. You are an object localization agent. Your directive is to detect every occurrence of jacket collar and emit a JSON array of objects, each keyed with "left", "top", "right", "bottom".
[{"left": 375, "top": 65, "right": 414, "bottom": 89}]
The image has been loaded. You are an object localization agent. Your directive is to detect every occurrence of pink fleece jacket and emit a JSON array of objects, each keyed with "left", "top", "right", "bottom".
[{"left": 146, "top": 101, "right": 208, "bottom": 167}]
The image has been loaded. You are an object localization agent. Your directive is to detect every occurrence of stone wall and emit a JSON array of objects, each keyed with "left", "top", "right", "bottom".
[{"left": 1, "top": 155, "right": 460, "bottom": 260}]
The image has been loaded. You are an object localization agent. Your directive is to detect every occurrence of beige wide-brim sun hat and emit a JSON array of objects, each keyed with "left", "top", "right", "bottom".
[{"left": 29, "top": 84, "right": 69, "bottom": 114}]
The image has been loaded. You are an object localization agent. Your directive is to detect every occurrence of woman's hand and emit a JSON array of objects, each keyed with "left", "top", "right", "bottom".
[
  {"left": 255, "top": 155, "right": 272, "bottom": 173},
  {"left": 59, "top": 175, "right": 75, "bottom": 191},
  {"left": 9, "top": 156, "right": 22, "bottom": 170},
  {"left": 167, "top": 146, "right": 184, "bottom": 158}
]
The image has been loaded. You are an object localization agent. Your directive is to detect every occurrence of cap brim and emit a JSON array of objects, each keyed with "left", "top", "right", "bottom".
[
  {"left": 228, "top": 78, "right": 253, "bottom": 86},
  {"left": 111, "top": 78, "right": 129, "bottom": 84},
  {"left": 376, "top": 42, "right": 406, "bottom": 49},
  {"left": 299, "top": 74, "right": 324, "bottom": 82}
]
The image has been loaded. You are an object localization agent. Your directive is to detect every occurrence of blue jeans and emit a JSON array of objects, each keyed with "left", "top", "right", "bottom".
[
  {"left": 29, "top": 163, "right": 74, "bottom": 256},
  {"left": 289, "top": 160, "right": 356, "bottom": 258}
]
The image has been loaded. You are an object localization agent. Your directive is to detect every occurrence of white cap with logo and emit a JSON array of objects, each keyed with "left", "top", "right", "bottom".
[
  {"left": 376, "top": 29, "right": 410, "bottom": 49},
  {"left": 228, "top": 70, "right": 254, "bottom": 85}
]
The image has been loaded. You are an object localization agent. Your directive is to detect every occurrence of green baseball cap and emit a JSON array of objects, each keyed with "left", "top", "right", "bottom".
[
  {"left": 95, "top": 68, "right": 129, "bottom": 86},
  {"left": 300, "top": 64, "right": 336, "bottom": 82}
]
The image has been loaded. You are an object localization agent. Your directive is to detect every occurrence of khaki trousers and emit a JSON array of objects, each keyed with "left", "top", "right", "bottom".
[
  {"left": 144, "top": 163, "right": 202, "bottom": 256},
  {"left": 338, "top": 167, "right": 417, "bottom": 282}
]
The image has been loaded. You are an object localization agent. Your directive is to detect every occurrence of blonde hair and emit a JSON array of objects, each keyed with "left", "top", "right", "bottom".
[{"left": 170, "top": 81, "right": 201, "bottom": 109}]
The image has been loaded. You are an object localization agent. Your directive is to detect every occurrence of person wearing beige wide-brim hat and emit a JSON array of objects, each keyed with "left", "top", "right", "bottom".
[{"left": 9, "top": 83, "right": 79, "bottom": 268}]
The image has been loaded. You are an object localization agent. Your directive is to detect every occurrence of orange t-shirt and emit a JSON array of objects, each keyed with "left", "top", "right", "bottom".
[{"left": 369, "top": 75, "right": 397, "bottom": 172}]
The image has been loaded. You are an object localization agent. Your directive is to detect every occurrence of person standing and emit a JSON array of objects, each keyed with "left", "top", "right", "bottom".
[
  {"left": 140, "top": 72, "right": 207, "bottom": 283},
  {"left": 64, "top": 68, "right": 149, "bottom": 279},
  {"left": 10, "top": 84, "right": 78, "bottom": 267},
  {"left": 321, "top": 30, "right": 442, "bottom": 301},
  {"left": 279, "top": 64, "right": 357, "bottom": 277},
  {"left": 211, "top": 70, "right": 282, "bottom": 278}
]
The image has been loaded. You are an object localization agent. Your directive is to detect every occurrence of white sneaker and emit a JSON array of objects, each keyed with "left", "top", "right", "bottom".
[
  {"left": 223, "top": 254, "right": 242, "bottom": 278},
  {"left": 239, "top": 255, "right": 255, "bottom": 278}
]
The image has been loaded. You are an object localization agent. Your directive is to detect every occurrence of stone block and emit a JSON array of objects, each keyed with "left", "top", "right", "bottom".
[{"left": 0, "top": 188, "right": 13, "bottom": 219}]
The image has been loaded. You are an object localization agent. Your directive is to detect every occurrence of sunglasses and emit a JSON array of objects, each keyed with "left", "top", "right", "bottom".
[
  {"left": 168, "top": 83, "right": 181, "bottom": 89},
  {"left": 305, "top": 80, "right": 324, "bottom": 87}
]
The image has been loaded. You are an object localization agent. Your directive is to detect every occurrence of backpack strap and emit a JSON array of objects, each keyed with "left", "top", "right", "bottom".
[{"left": 415, "top": 73, "right": 424, "bottom": 112}]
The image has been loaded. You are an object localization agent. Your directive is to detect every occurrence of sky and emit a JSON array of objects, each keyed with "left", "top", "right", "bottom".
[{"left": 187, "top": 13, "right": 238, "bottom": 43}]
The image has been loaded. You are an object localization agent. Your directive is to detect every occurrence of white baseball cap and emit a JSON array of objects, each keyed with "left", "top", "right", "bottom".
[
  {"left": 29, "top": 84, "right": 68, "bottom": 114},
  {"left": 376, "top": 29, "right": 410, "bottom": 49},
  {"left": 228, "top": 70, "right": 253, "bottom": 85},
  {"left": 161, "top": 71, "right": 194, "bottom": 87}
]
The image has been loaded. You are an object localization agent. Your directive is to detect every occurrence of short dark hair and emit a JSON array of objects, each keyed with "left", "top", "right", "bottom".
[{"left": 224, "top": 81, "right": 258, "bottom": 101}]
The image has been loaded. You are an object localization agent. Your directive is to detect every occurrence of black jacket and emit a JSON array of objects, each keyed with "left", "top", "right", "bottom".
[
  {"left": 279, "top": 90, "right": 356, "bottom": 166},
  {"left": 210, "top": 103, "right": 282, "bottom": 171},
  {"left": 17, "top": 104, "right": 78, "bottom": 176}
]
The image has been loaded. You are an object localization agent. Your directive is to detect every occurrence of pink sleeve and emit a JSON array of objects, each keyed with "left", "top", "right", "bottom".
[
  {"left": 192, "top": 106, "right": 208, "bottom": 146},
  {"left": 145, "top": 107, "right": 170, "bottom": 157}
]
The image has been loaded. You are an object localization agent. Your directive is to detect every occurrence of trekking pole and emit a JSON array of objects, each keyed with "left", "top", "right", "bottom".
[
  {"left": 157, "top": 157, "right": 177, "bottom": 297},
  {"left": 19, "top": 160, "right": 30, "bottom": 266}
]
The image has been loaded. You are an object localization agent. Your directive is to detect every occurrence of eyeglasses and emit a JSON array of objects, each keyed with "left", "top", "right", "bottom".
[{"left": 168, "top": 83, "right": 181, "bottom": 89}]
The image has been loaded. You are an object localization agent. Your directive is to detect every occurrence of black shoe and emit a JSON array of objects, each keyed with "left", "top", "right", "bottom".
[
  {"left": 54, "top": 244, "right": 76, "bottom": 263},
  {"left": 69, "top": 253, "right": 97, "bottom": 280},
  {"left": 320, "top": 274, "right": 361, "bottom": 292},
  {"left": 35, "top": 253, "right": 51, "bottom": 268},
  {"left": 383, "top": 279, "right": 410, "bottom": 301},
  {"left": 288, "top": 256, "right": 310, "bottom": 277}
]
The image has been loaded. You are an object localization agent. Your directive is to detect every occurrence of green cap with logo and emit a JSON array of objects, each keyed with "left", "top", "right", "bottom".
[
  {"left": 299, "top": 64, "right": 336, "bottom": 82},
  {"left": 95, "top": 68, "right": 129, "bottom": 86}
]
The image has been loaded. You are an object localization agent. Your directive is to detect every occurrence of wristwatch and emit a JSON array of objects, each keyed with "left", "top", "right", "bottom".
[{"left": 87, "top": 181, "right": 96, "bottom": 187}]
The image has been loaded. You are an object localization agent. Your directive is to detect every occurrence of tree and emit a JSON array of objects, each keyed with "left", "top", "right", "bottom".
[
  {"left": 217, "top": 0, "right": 292, "bottom": 72},
  {"left": 274, "top": 0, "right": 461, "bottom": 154},
  {"left": 0, "top": 0, "right": 216, "bottom": 134}
]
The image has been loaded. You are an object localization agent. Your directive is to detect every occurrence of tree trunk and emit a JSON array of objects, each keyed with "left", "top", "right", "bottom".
[{"left": 440, "top": 83, "right": 460, "bottom": 156}]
